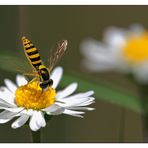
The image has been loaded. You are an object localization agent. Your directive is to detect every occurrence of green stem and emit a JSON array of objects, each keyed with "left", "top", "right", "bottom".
[
  {"left": 119, "top": 108, "right": 125, "bottom": 142},
  {"left": 126, "top": 74, "right": 148, "bottom": 141},
  {"left": 137, "top": 84, "right": 148, "bottom": 142},
  {"left": 31, "top": 129, "right": 41, "bottom": 143},
  {"left": 138, "top": 85, "right": 148, "bottom": 115}
]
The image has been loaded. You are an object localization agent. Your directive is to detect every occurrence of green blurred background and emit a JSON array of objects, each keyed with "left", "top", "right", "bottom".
[{"left": 0, "top": 5, "right": 147, "bottom": 142}]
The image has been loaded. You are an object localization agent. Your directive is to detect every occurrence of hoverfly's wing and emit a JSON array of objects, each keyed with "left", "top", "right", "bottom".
[
  {"left": 48, "top": 40, "right": 68, "bottom": 72},
  {"left": 0, "top": 54, "right": 37, "bottom": 77}
]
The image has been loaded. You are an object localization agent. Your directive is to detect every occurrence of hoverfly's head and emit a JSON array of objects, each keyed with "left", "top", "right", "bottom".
[
  {"left": 48, "top": 79, "right": 53, "bottom": 87},
  {"left": 39, "top": 79, "right": 53, "bottom": 91}
]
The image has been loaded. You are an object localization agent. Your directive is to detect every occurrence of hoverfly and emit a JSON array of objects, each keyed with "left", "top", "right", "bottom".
[{"left": 22, "top": 36, "right": 68, "bottom": 90}]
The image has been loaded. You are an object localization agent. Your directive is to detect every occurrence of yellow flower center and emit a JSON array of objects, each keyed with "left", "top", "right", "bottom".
[
  {"left": 122, "top": 33, "right": 148, "bottom": 64},
  {"left": 15, "top": 81, "right": 56, "bottom": 110}
]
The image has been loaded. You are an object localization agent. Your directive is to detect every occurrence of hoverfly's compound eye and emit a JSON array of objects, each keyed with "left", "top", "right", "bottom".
[
  {"left": 40, "top": 83, "right": 48, "bottom": 89},
  {"left": 48, "top": 79, "right": 53, "bottom": 86}
]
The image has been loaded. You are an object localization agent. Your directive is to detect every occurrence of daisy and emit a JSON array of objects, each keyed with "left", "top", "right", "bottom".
[
  {"left": 0, "top": 67, "right": 95, "bottom": 131},
  {"left": 80, "top": 24, "right": 148, "bottom": 83}
]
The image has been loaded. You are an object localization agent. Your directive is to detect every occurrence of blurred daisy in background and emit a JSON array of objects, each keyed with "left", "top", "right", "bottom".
[
  {"left": 80, "top": 24, "right": 148, "bottom": 84},
  {"left": 0, "top": 67, "right": 95, "bottom": 131}
]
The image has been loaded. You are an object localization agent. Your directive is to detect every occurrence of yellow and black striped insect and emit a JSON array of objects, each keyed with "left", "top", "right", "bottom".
[{"left": 22, "top": 36, "right": 68, "bottom": 90}]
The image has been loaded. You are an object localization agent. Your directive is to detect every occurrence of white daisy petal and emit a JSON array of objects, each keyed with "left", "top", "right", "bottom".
[
  {"left": 49, "top": 108, "right": 65, "bottom": 115},
  {"left": 43, "top": 104, "right": 60, "bottom": 112},
  {"left": 83, "top": 52, "right": 116, "bottom": 64},
  {"left": 16, "top": 74, "right": 27, "bottom": 87},
  {"left": 0, "top": 87, "right": 15, "bottom": 104},
  {"left": 80, "top": 39, "right": 117, "bottom": 64},
  {"left": 29, "top": 111, "right": 40, "bottom": 131},
  {"left": 67, "top": 106, "right": 95, "bottom": 111},
  {"left": 80, "top": 38, "right": 107, "bottom": 55},
  {"left": 36, "top": 111, "right": 46, "bottom": 127},
  {"left": 63, "top": 109, "right": 85, "bottom": 118},
  {"left": 82, "top": 59, "right": 116, "bottom": 72},
  {"left": 29, "top": 111, "right": 46, "bottom": 131},
  {"left": 58, "top": 91, "right": 94, "bottom": 101},
  {"left": 43, "top": 104, "right": 65, "bottom": 115},
  {"left": 0, "top": 99, "right": 16, "bottom": 108},
  {"left": 133, "top": 62, "right": 148, "bottom": 83},
  {"left": 2, "top": 107, "right": 24, "bottom": 113},
  {"left": 21, "top": 109, "right": 34, "bottom": 116},
  {"left": 75, "top": 97, "right": 95, "bottom": 106},
  {"left": 78, "top": 100, "right": 95, "bottom": 107},
  {"left": 56, "top": 83, "right": 78, "bottom": 100},
  {"left": 0, "top": 118, "right": 12, "bottom": 123},
  {"left": 103, "top": 27, "right": 126, "bottom": 49},
  {"left": 0, "top": 110, "right": 19, "bottom": 123},
  {"left": 50, "top": 67, "right": 63, "bottom": 89},
  {"left": 80, "top": 28, "right": 128, "bottom": 73},
  {"left": 11, "top": 115, "right": 29, "bottom": 129},
  {"left": 57, "top": 97, "right": 92, "bottom": 107},
  {"left": 4, "top": 79, "right": 17, "bottom": 93}
]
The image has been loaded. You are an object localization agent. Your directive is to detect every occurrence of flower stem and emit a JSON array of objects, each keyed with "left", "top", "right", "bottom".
[
  {"left": 31, "top": 129, "right": 41, "bottom": 143},
  {"left": 137, "top": 84, "right": 148, "bottom": 142},
  {"left": 119, "top": 108, "right": 125, "bottom": 142}
]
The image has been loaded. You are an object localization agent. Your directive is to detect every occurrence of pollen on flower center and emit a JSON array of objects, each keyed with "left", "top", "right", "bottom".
[
  {"left": 122, "top": 33, "right": 148, "bottom": 64},
  {"left": 15, "top": 81, "right": 56, "bottom": 110}
]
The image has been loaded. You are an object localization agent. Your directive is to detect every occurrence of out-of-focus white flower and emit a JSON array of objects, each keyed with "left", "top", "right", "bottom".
[
  {"left": 80, "top": 24, "right": 148, "bottom": 83},
  {"left": 0, "top": 67, "right": 95, "bottom": 131}
]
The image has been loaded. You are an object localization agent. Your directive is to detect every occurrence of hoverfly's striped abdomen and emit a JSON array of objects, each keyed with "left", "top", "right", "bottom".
[{"left": 22, "top": 36, "right": 42, "bottom": 70}]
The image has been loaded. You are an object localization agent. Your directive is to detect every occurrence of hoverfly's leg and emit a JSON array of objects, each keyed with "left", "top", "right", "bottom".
[
  {"left": 23, "top": 72, "right": 39, "bottom": 82},
  {"left": 29, "top": 77, "right": 39, "bottom": 84},
  {"left": 37, "top": 82, "right": 44, "bottom": 96},
  {"left": 23, "top": 72, "right": 38, "bottom": 77},
  {"left": 36, "top": 80, "right": 40, "bottom": 89}
]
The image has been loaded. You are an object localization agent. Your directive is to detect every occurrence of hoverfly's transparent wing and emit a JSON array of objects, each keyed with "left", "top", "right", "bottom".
[
  {"left": 48, "top": 40, "right": 68, "bottom": 72},
  {"left": 0, "top": 54, "right": 37, "bottom": 78}
]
